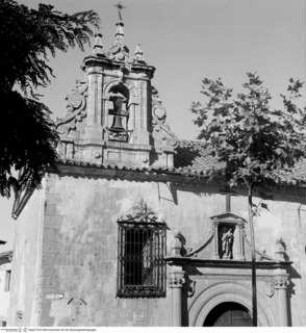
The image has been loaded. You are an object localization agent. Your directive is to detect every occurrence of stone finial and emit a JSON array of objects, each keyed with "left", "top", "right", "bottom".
[
  {"left": 134, "top": 44, "right": 145, "bottom": 63},
  {"left": 115, "top": 21, "right": 125, "bottom": 38},
  {"left": 114, "top": 2, "right": 125, "bottom": 22},
  {"left": 170, "top": 231, "right": 185, "bottom": 257},
  {"left": 275, "top": 237, "right": 286, "bottom": 261},
  {"left": 93, "top": 32, "right": 104, "bottom": 56},
  {"left": 114, "top": 2, "right": 125, "bottom": 42},
  {"left": 108, "top": 20, "right": 129, "bottom": 62}
]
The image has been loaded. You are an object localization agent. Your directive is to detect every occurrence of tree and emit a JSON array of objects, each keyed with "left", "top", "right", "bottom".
[
  {"left": 0, "top": 0, "right": 99, "bottom": 198},
  {"left": 191, "top": 72, "right": 306, "bottom": 326}
]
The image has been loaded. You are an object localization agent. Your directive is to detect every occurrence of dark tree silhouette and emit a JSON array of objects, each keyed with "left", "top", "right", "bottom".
[{"left": 0, "top": 0, "right": 99, "bottom": 198}]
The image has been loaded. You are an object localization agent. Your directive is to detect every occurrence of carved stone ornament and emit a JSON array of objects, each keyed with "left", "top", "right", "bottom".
[
  {"left": 118, "top": 199, "right": 163, "bottom": 223},
  {"left": 265, "top": 281, "right": 275, "bottom": 298},
  {"left": 169, "top": 275, "right": 185, "bottom": 288},
  {"left": 170, "top": 232, "right": 186, "bottom": 257},
  {"left": 56, "top": 80, "right": 88, "bottom": 135},
  {"left": 152, "top": 86, "right": 167, "bottom": 126},
  {"left": 274, "top": 276, "right": 289, "bottom": 289},
  {"left": 133, "top": 44, "right": 146, "bottom": 63},
  {"left": 185, "top": 277, "right": 197, "bottom": 297},
  {"left": 151, "top": 86, "right": 178, "bottom": 149},
  {"left": 107, "top": 20, "right": 130, "bottom": 63},
  {"left": 93, "top": 32, "right": 104, "bottom": 56},
  {"left": 108, "top": 42, "right": 130, "bottom": 63},
  {"left": 169, "top": 277, "right": 185, "bottom": 288},
  {"left": 275, "top": 237, "right": 287, "bottom": 261}
]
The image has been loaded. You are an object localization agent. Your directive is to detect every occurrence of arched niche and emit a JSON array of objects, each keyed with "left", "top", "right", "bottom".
[
  {"left": 104, "top": 82, "right": 130, "bottom": 142},
  {"left": 109, "top": 82, "right": 130, "bottom": 102},
  {"left": 210, "top": 212, "right": 247, "bottom": 260}
]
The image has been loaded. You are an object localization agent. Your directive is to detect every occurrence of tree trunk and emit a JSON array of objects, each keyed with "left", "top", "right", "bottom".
[{"left": 248, "top": 185, "right": 257, "bottom": 326}]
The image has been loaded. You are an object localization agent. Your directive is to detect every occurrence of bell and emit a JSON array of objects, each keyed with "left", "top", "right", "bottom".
[{"left": 110, "top": 114, "right": 125, "bottom": 131}]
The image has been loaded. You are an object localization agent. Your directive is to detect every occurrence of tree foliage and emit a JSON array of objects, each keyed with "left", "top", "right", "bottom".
[
  {"left": 191, "top": 72, "right": 306, "bottom": 189},
  {"left": 0, "top": 0, "right": 99, "bottom": 197},
  {"left": 192, "top": 72, "right": 306, "bottom": 326}
]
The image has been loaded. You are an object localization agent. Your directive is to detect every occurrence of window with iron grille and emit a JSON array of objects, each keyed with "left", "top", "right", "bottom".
[{"left": 117, "top": 221, "right": 167, "bottom": 298}]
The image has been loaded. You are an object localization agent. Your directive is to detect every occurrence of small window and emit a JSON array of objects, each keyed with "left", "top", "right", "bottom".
[
  {"left": 4, "top": 270, "right": 11, "bottom": 292},
  {"left": 0, "top": 321, "right": 7, "bottom": 327},
  {"left": 117, "top": 222, "right": 167, "bottom": 298}
]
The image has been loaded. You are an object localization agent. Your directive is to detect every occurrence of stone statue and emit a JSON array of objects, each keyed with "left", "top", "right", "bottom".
[{"left": 221, "top": 227, "right": 234, "bottom": 259}]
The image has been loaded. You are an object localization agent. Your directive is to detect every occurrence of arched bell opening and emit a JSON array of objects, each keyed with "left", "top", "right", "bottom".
[
  {"left": 203, "top": 302, "right": 252, "bottom": 327},
  {"left": 107, "top": 83, "right": 130, "bottom": 142}
]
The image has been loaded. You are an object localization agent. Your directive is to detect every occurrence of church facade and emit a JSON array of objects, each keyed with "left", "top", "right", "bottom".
[{"left": 8, "top": 15, "right": 306, "bottom": 327}]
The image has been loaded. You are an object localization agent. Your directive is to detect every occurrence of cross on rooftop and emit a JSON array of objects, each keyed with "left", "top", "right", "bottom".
[{"left": 114, "top": 2, "right": 125, "bottom": 21}]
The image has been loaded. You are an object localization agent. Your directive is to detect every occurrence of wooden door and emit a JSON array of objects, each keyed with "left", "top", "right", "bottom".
[{"left": 204, "top": 302, "right": 252, "bottom": 327}]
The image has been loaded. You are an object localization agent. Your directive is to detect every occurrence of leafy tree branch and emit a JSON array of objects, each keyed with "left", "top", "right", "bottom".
[{"left": 0, "top": 0, "right": 99, "bottom": 198}]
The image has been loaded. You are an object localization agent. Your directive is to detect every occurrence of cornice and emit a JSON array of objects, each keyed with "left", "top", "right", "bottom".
[{"left": 165, "top": 257, "right": 291, "bottom": 270}]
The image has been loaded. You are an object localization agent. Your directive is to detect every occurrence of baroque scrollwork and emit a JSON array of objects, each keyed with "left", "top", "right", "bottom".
[
  {"left": 56, "top": 80, "right": 88, "bottom": 135},
  {"left": 151, "top": 86, "right": 178, "bottom": 150},
  {"left": 185, "top": 276, "right": 196, "bottom": 297},
  {"left": 107, "top": 39, "right": 129, "bottom": 63},
  {"left": 118, "top": 199, "right": 163, "bottom": 223},
  {"left": 152, "top": 86, "right": 167, "bottom": 125}
]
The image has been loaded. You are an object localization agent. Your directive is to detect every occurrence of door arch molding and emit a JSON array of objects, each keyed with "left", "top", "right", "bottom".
[{"left": 189, "top": 281, "right": 275, "bottom": 326}]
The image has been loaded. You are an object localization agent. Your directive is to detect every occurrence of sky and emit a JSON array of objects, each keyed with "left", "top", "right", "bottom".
[{"left": 0, "top": 0, "right": 305, "bottom": 251}]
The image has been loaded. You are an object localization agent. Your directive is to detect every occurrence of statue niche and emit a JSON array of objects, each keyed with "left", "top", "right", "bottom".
[
  {"left": 107, "top": 84, "right": 130, "bottom": 142},
  {"left": 218, "top": 224, "right": 235, "bottom": 260}
]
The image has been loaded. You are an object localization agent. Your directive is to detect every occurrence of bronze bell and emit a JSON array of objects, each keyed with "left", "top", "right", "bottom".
[
  {"left": 110, "top": 93, "right": 126, "bottom": 132},
  {"left": 111, "top": 114, "right": 125, "bottom": 131}
]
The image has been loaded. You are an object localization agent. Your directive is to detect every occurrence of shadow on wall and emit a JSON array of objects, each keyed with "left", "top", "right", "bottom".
[{"left": 284, "top": 250, "right": 302, "bottom": 327}]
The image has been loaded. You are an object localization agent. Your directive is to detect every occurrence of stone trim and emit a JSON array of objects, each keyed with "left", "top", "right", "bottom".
[
  {"left": 169, "top": 272, "right": 185, "bottom": 289},
  {"left": 165, "top": 257, "right": 291, "bottom": 270},
  {"left": 189, "top": 282, "right": 274, "bottom": 326}
]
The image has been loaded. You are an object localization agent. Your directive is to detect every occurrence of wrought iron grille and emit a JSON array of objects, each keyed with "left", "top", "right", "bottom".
[{"left": 117, "top": 222, "right": 167, "bottom": 298}]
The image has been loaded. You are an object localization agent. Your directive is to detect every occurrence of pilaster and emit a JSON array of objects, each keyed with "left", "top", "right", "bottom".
[
  {"left": 169, "top": 267, "right": 185, "bottom": 327},
  {"left": 82, "top": 67, "right": 103, "bottom": 144},
  {"left": 274, "top": 274, "right": 289, "bottom": 326},
  {"left": 212, "top": 223, "right": 219, "bottom": 259}
]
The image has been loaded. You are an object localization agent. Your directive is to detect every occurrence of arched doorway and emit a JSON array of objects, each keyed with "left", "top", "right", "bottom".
[{"left": 203, "top": 302, "right": 252, "bottom": 326}]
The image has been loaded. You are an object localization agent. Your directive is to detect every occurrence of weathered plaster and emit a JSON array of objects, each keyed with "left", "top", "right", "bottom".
[
  {"left": 9, "top": 183, "right": 46, "bottom": 326},
  {"left": 9, "top": 173, "right": 306, "bottom": 326}
]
